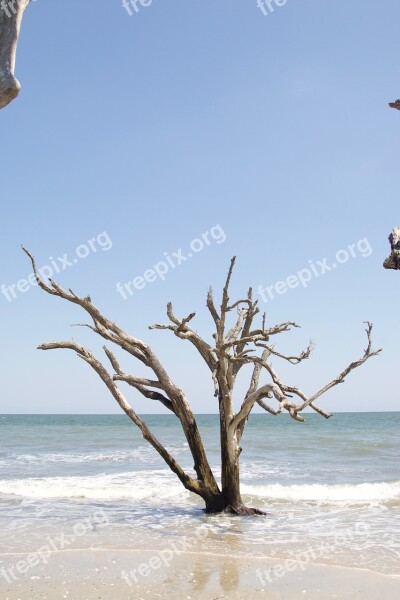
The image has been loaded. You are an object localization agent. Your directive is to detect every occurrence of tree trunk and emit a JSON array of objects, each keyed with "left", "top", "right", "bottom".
[
  {"left": 220, "top": 415, "right": 242, "bottom": 508},
  {"left": 203, "top": 491, "right": 226, "bottom": 513},
  {"left": 218, "top": 392, "right": 266, "bottom": 515}
]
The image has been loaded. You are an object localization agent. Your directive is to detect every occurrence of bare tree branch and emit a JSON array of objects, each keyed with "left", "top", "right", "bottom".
[
  {"left": 226, "top": 308, "right": 248, "bottom": 343},
  {"left": 297, "top": 322, "right": 382, "bottom": 410},
  {"left": 103, "top": 346, "right": 122, "bottom": 375},
  {"left": 256, "top": 398, "right": 281, "bottom": 416},
  {"left": 389, "top": 99, "right": 400, "bottom": 111},
  {"left": 103, "top": 346, "right": 175, "bottom": 412},
  {"left": 240, "top": 354, "right": 332, "bottom": 419},
  {"left": 218, "top": 256, "right": 236, "bottom": 339},
  {"left": 231, "top": 320, "right": 380, "bottom": 430},
  {"left": 150, "top": 302, "right": 217, "bottom": 371},
  {"left": 207, "top": 287, "right": 220, "bottom": 327},
  {"left": 113, "top": 375, "right": 176, "bottom": 414},
  {"left": 236, "top": 349, "right": 271, "bottom": 440},
  {"left": 113, "top": 374, "right": 164, "bottom": 389},
  {"left": 230, "top": 287, "right": 261, "bottom": 377},
  {"left": 37, "top": 341, "right": 200, "bottom": 493},
  {"left": 226, "top": 298, "right": 253, "bottom": 311},
  {"left": 232, "top": 383, "right": 286, "bottom": 431},
  {"left": 23, "top": 247, "right": 220, "bottom": 500},
  {"left": 253, "top": 340, "right": 313, "bottom": 364},
  {"left": 22, "top": 246, "right": 151, "bottom": 365}
]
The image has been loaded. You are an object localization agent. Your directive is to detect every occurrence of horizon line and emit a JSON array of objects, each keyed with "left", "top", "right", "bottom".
[{"left": 1, "top": 411, "right": 399, "bottom": 416}]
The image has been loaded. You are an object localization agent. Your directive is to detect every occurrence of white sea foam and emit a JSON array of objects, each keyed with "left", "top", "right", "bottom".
[
  {"left": 242, "top": 480, "right": 400, "bottom": 505},
  {"left": 1, "top": 471, "right": 399, "bottom": 507},
  {"left": 0, "top": 471, "right": 189, "bottom": 502}
]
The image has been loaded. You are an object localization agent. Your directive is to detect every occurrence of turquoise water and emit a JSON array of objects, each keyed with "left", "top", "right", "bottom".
[{"left": 0, "top": 413, "right": 399, "bottom": 575}]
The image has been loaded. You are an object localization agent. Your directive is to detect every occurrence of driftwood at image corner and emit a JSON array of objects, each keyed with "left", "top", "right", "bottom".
[
  {"left": 0, "top": 0, "right": 30, "bottom": 109},
  {"left": 22, "top": 248, "right": 381, "bottom": 515},
  {"left": 383, "top": 228, "right": 400, "bottom": 270}
]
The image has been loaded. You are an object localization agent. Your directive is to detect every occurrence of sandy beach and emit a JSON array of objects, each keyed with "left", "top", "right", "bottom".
[{"left": 1, "top": 547, "right": 399, "bottom": 600}]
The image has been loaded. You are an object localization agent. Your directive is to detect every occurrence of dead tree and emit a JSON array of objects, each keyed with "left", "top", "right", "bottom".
[
  {"left": 383, "top": 227, "right": 400, "bottom": 270},
  {"left": 0, "top": 0, "right": 30, "bottom": 109},
  {"left": 23, "top": 248, "right": 381, "bottom": 515}
]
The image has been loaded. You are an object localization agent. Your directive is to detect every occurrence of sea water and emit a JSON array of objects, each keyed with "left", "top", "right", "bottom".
[{"left": 0, "top": 413, "right": 399, "bottom": 576}]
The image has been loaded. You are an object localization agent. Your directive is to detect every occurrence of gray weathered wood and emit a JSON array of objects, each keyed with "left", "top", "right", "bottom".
[
  {"left": 0, "top": 0, "right": 30, "bottom": 109},
  {"left": 383, "top": 228, "right": 400, "bottom": 270}
]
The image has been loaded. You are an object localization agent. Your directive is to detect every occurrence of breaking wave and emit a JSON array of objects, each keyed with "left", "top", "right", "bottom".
[{"left": 1, "top": 472, "right": 399, "bottom": 507}]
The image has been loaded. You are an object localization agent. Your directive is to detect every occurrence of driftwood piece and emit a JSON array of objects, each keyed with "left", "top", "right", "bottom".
[
  {"left": 383, "top": 228, "right": 400, "bottom": 270},
  {"left": 0, "top": 0, "right": 30, "bottom": 109}
]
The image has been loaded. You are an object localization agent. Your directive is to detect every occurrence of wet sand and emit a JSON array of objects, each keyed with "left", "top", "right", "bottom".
[{"left": 1, "top": 548, "right": 399, "bottom": 600}]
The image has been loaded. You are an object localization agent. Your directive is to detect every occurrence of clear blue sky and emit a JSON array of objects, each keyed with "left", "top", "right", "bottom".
[{"left": 1, "top": 0, "right": 399, "bottom": 414}]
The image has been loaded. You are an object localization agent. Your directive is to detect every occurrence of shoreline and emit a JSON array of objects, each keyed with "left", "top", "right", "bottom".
[
  {"left": 1, "top": 548, "right": 399, "bottom": 600},
  {"left": 1, "top": 547, "right": 400, "bottom": 578}
]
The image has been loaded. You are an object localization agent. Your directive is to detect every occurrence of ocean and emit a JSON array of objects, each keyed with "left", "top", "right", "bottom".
[{"left": 0, "top": 413, "right": 399, "bottom": 578}]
